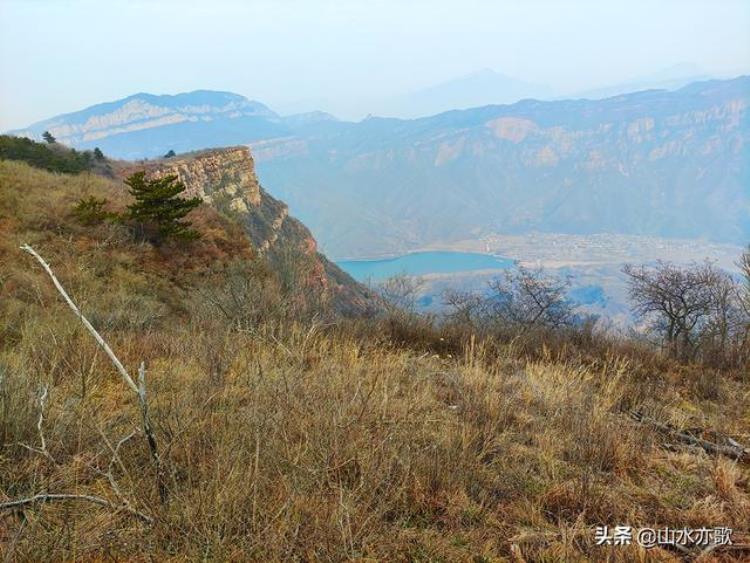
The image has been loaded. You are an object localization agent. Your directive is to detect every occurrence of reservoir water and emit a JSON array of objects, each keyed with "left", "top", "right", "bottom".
[{"left": 337, "top": 251, "right": 514, "bottom": 282}]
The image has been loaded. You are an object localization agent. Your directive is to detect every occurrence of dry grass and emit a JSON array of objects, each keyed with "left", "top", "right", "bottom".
[{"left": 1, "top": 160, "right": 749, "bottom": 561}]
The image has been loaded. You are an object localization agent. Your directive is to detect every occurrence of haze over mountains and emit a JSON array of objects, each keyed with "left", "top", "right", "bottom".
[
  {"left": 569, "top": 63, "right": 714, "bottom": 100},
  {"left": 7, "top": 76, "right": 749, "bottom": 259},
  {"left": 377, "top": 69, "right": 554, "bottom": 118},
  {"left": 367, "top": 64, "right": 713, "bottom": 118},
  {"left": 255, "top": 77, "right": 749, "bottom": 257}
]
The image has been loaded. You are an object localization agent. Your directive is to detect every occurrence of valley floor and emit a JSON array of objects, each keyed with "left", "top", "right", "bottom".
[
  {"left": 428, "top": 232, "right": 744, "bottom": 272},
  {"left": 391, "top": 233, "right": 746, "bottom": 324}
]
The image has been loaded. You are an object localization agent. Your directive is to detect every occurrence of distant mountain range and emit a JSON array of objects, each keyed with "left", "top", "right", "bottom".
[
  {"left": 7, "top": 77, "right": 749, "bottom": 258},
  {"left": 254, "top": 77, "right": 750, "bottom": 257},
  {"left": 269, "top": 65, "right": 716, "bottom": 120}
]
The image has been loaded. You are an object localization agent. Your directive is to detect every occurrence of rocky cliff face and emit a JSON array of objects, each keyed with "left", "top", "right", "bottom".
[
  {"left": 124, "top": 146, "right": 374, "bottom": 314},
  {"left": 144, "top": 147, "right": 262, "bottom": 215}
]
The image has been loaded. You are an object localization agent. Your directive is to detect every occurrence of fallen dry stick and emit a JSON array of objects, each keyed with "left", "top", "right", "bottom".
[
  {"left": 0, "top": 493, "right": 153, "bottom": 523},
  {"left": 629, "top": 410, "right": 750, "bottom": 462}
]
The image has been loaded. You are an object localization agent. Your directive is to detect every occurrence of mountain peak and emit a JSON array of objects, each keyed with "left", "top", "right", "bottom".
[
  {"left": 123, "top": 89, "right": 253, "bottom": 107},
  {"left": 7, "top": 90, "right": 283, "bottom": 158},
  {"left": 466, "top": 67, "right": 507, "bottom": 78}
]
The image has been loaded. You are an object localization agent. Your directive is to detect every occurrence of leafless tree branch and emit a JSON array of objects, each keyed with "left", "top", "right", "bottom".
[
  {"left": 18, "top": 385, "right": 55, "bottom": 463},
  {"left": 20, "top": 244, "right": 138, "bottom": 395},
  {"left": 20, "top": 244, "right": 168, "bottom": 503}
]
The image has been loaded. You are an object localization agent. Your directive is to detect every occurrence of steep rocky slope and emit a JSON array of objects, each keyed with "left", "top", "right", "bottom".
[{"left": 119, "top": 146, "right": 374, "bottom": 314}]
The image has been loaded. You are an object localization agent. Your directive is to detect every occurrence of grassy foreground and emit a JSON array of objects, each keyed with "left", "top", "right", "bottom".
[{"left": 1, "top": 159, "right": 749, "bottom": 561}]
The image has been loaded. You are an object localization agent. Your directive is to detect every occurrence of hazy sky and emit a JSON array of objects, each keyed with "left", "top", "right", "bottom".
[{"left": 1, "top": 0, "right": 748, "bottom": 129}]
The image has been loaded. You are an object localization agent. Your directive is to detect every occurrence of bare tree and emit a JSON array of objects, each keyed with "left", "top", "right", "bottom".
[
  {"left": 737, "top": 246, "right": 750, "bottom": 359},
  {"left": 740, "top": 246, "right": 750, "bottom": 311},
  {"left": 443, "top": 267, "right": 576, "bottom": 333},
  {"left": 485, "top": 266, "right": 576, "bottom": 332},
  {"left": 623, "top": 260, "right": 745, "bottom": 362},
  {"left": 442, "top": 288, "right": 485, "bottom": 328},
  {"left": 377, "top": 274, "right": 424, "bottom": 313},
  {"left": 703, "top": 271, "right": 748, "bottom": 364}
]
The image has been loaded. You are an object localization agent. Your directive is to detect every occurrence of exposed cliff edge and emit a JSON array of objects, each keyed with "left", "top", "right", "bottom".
[{"left": 121, "top": 146, "right": 376, "bottom": 315}]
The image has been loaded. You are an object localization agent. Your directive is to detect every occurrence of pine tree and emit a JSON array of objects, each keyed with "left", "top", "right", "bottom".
[
  {"left": 42, "top": 131, "right": 56, "bottom": 144},
  {"left": 125, "top": 171, "right": 202, "bottom": 242},
  {"left": 93, "top": 147, "right": 105, "bottom": 160},
  {"left": 72, "top": 196, "right": 115, "bottom": 225}
]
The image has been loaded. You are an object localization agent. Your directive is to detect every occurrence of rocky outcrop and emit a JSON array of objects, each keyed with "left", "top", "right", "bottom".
[
  {"left": 124, "top": 146, "right": 374, "bottom": 314},
  {"left": 144, "top": 147, "right": 262, "bottom": 215}
]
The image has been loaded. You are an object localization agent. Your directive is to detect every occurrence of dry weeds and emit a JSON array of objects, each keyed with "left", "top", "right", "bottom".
[{"left": 1, "top": 160, "right": 748, "bottom": 561}]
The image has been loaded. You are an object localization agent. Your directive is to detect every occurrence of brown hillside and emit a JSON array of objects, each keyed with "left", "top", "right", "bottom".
[{"left": 0, "top": 158, "right": 748, "bottom": 561}]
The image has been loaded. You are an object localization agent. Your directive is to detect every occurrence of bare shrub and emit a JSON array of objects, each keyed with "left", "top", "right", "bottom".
[
  {"left": 271, "top": 244, "right": 329, "bottom": 320},
  {"left": 442, "top": 287, "right": 485, "bottom": 329},
  {"left": 194, "top": 258, "right": 283, "bottom": 329},
  {"left": 485, "top": 266, "right": 576, "bottom": 331},
  {"left": 444, "top": 266, "right": 577, "bottom": 337},
  {"left": 377, "top": 273, "right": 424, "bottom": 313}
]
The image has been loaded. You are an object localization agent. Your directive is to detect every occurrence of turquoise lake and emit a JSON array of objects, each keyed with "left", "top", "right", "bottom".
[{"left": 337, "top": 251, "right": 514, "bottom": 281}]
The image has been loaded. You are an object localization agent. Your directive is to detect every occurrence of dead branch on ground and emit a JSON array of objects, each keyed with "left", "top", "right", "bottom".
[{"left": 630, "top": 410, "right": 749, "bottom": 462}]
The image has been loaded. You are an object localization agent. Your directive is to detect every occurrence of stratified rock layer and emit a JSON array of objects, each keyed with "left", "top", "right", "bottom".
[{"left": 127, "top": 146, "right": 375, "bottom": 314}]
